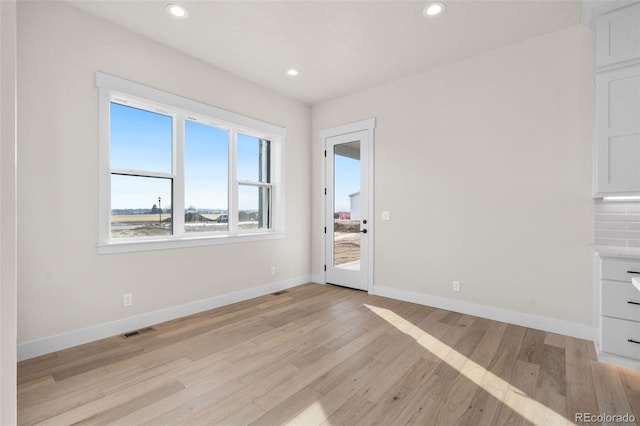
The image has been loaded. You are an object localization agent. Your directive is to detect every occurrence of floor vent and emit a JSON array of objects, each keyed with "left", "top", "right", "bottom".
[
  {"left": 272, "top": 290, "right": 289, "bottom": 296},
  {"left": 122, "top": 327, "right": 156, "bottom": 339}
]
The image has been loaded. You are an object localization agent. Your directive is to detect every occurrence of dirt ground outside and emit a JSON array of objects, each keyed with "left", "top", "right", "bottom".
[{"left": 333, "top": 220, "right": 361, "bottom": 266}]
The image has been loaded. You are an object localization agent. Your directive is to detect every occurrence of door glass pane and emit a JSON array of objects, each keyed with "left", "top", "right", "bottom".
[
  {"left": 184, "top": 120, "right": 229, "bottom": 233},
  {"left": 110, "top": 174, "right": 172, "bottom": 238},
  {"left": 333, "top": 141, "right": 361, "bottom": 269}
]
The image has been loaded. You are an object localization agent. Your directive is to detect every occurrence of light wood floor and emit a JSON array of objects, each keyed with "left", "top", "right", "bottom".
[{"left": 17, "top": 283, "right": 640, "bottom": 425}]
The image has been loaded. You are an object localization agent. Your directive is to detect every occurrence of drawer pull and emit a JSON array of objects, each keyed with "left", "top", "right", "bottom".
[
  {"left": 628, "top": 301, "right": 640, "bottom": 306},
  {"left": 628, "top": 339, "right": 640, "bottom": 345},
  {"left": 628, "top": 270, "right": 640, "bottom": 275}
]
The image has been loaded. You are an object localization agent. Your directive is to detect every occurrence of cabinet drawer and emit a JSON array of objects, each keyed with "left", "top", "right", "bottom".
[
  {"left": 602, "top": 316, "right": 640, "bottom": 360},
  {"left": 601, "top": 259, "right": 640, "bottom": 282},
  {"left": 603, "top": 280, "right": 640, "bottom": 321}
]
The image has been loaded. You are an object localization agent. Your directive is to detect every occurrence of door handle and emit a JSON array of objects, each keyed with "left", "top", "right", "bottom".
[{"left": 360, "top": 229, "right": 368, "bottom": 234}]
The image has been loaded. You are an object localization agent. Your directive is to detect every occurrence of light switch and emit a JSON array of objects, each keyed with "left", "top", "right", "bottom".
[{"left": 381, "top": 211, "right": 391, "bottom": 221}]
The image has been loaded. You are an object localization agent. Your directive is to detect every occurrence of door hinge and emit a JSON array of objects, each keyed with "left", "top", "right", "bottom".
[
  {"left": 324, "top": 265, "right": 327, "bottom": 271},
  {"left": 324, "top": 150, "right": 327, "bottom": 157},
  {"left": 324, "top": 226, "right": 327, "bottom": 234},
  {"left": 324, "top": 188, "right": 327, "bottom": 195}
]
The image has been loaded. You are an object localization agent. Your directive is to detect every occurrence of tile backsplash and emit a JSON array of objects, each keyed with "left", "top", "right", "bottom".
[{"left": 594, "top": 200, "right": 640, "bottom": 248}]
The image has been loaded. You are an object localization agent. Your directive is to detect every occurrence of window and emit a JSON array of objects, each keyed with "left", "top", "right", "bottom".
[{"left": 97, "top": 73, "right": 285, "bottom": 253}]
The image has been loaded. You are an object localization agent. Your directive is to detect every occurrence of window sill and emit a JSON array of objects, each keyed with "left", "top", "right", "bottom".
[{"left": 96, "top": 231, "right": 286, "bottom": 254}]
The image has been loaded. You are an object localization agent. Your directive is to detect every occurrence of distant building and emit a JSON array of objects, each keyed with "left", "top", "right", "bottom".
[
  {"left": 338, "top": 212, "right": 350, "bottom": 220},
  {"left": 184, "top": 213, "right": 228, "bottom": 223},
  {"left": 349, "top": 192, "right": 360, "bottom": 221}
]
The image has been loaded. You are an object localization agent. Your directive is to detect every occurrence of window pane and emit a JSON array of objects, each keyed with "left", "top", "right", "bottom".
[
  {"left": 110, "top": 102, "right": 172, "bottom": 173},
  {"left": 237, "top": 133, "right": 270, "bottom": 183},
  {"left": 238, "top": 185, "right": 270, "bottom": 230},
  {"left": 111, "top": 174, "right": 172, "bottom": 238},
  {"left": 184, "top": 121, "right": 229, "bottom": 233}
]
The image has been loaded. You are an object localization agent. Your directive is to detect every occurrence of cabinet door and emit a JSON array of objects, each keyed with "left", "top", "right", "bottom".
[
  {"left": 596, "top": 2, "right": 640, "bottom": 68},
  {"left": 596, "top": 64, "right": 640, "bottom": 194}
]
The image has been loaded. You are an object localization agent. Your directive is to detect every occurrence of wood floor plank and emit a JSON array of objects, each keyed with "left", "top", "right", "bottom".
[
  {"left": 494, "top": 359, "right": 540, "bottom": 425},
  {"left": 18, "top": 362, "right": 145, "bottom": 417},
  {"left": 319, "top": 394, "right": 376, "bottom": 426},
  {"left": 31, "top": 374, "right": 183, "bottom": 425},
  {"left": 16, "top": 376, "right": 54, "bottom": 395},
  {"left": 456, "top": 323, "right": 527, "bottom": 425},
  {"left": 178, "top": 363, "right": 300, "bottom": 426},
  {"left": 252, "top": 326, "right": 387, "bottom": 411},
  {"left": 142, "top": 379, "right": 246, "bottom": 425},
  {"left": 591, "top": 361, "right": 636, "bottom": 424},
  {"left": 518, "top": 328, "right": 546, "bottom": 366},
  {"left": 544, "top": 332, "right": 566, "bottom": 349},
  {"left": 565, "top": 337, "right": 600, "bottom": 420},
  {"left": 16, "top": 283, "right": 640, "bottom": 426},
  {"left": 533, "top": 388, "right": 567, "bottom": 426},
  {"left": 308, "top": 334, "right": 390, "bottom": 394},
  {"left": 72, "top": 380, "right": 185, "bottom": 426},
  {"left": 288, "top": 358, "right": 383, "bottom": 425},
  {"left": 216, "top": 403, "right": 265, "bottom": 426},
  {"left": 538, "top": 344, "right": 566, "bottom": 396},
  {"left": 250, "top": 386, "right": 321, "bottom": 426}
]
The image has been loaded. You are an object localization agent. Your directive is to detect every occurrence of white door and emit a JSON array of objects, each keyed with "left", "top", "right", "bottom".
[{"left": 325, "top": 130, "right": 370, "bottom": 291}]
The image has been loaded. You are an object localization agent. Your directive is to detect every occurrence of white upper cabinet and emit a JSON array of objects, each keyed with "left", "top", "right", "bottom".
[
  {"left": 594, "top": 2, "right": 640, "bottom": 195},
  {"left": 595, "top": 64, "right": 640, "bottom": 194},
  {"left": 596, "top": 2, "right": 640, "bottom": 69}
]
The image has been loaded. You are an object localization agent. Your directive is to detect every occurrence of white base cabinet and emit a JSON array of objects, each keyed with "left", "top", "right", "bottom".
[{"left": 597, "top": 256, "right": 640, "bottom": 369}]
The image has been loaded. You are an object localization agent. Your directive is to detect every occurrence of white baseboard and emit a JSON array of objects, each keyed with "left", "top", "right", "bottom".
[
  {"left": 17, "top": 275, "right": 311, "bottom": 361},
  {"left": 373, "top": 285, "right": 594, "bottom": 341},
  {"left": 597, "top": 350, "right": 640, "bottom": 371}
]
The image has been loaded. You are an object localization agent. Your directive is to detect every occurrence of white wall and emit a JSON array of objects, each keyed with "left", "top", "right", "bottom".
[
  {"left": 17, "top": 1, "right": 311, "bottom": 357},
  {"left": 313, "top": 25, "right": 594, "bottom": 332},
  {"left": 1, "top": 0, "right": 18, "bottom": 422}
]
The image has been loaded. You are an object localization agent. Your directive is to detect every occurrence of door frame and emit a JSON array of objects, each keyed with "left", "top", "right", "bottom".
[{"left": 320, "top": 118, "right": 375, "bottom": 293}]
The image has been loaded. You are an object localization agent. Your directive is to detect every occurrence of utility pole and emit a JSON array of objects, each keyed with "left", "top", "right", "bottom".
[{"left": 158, "top": 197, "right": 162, "bottom": 226}]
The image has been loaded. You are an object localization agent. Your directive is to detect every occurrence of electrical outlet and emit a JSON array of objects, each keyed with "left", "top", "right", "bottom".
[
  {"left": 123, "top": 293, "right": 133, "bottom": 307},
  {"left": 452, "top": 281, "right": 461, "bottom": 292},
  {"left": 270, "top": 266, "right": 276, "bottom": 276}
]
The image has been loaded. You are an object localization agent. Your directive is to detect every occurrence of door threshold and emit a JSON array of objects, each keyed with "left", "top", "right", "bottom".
[{"left": 325, "top": 282, "right": 367, "bottom": 292}]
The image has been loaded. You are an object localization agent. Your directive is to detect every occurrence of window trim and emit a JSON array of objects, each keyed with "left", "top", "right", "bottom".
[{"left": 96, "top": 72, "right": 286, "bottom": 254}]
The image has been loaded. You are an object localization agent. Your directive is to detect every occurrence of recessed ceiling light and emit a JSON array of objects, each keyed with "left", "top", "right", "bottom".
[
  {"left": 423, "top": 2, "right": 445, "bottom": 17},
  {"left": 166, "top": 4, "right": 188, "bottom": 18},
  {"left": 287, "top": 69, "right": 299, "bottom": 77}
]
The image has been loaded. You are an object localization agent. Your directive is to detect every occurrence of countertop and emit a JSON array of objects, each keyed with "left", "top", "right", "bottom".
[{"left": 595, "top": 246, "right": 640, "bottom": 260}]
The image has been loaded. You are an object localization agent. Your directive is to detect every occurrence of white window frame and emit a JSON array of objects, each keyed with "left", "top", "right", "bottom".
[{"left": 96, "top": 72, "right": 285, "bottom": 254}]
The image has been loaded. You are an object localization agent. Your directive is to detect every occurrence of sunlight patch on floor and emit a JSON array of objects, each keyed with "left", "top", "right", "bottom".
[
  {"left": 286, "top": 401, "right": 328, "bottom": 425},
  {"left": 364, "top": 304, "right": 574, "bottom": 426}
]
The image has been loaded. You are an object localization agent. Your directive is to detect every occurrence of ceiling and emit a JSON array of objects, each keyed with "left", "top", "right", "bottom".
[{"left": 66, "top": 0, "right": 583, "bottom": 105}]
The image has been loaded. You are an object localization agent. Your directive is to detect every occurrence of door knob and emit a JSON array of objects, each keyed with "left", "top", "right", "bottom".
[{"left": 360, "top": 229, "right": 368, "bottom": 234}]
